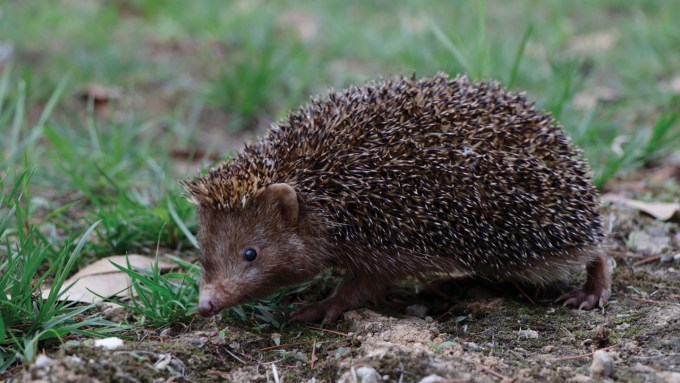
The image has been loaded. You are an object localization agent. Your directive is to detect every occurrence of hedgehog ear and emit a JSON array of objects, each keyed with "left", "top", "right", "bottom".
[{"left": 260, "top": 183, "right": 299, "bottom": 226}]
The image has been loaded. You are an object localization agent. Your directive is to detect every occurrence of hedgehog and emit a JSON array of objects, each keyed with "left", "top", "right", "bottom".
[{"left": 183, "top": 73, "right": 611, "bottom": 324}]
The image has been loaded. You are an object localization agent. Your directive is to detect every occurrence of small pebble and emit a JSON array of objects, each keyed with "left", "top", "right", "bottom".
[
  {"left": 34, "top": 355, "right": 52, "bottom": 369},
  {"left": 591, "top": 349, "right": 614, "bottom": 379},
  {"left": 418, "top": 374, "right": 450, "bottom": 383},
  {"left": 338, "top": 366, "right": 382, "bottom": 383},
  {"left": 615, "top": 323, "right": 630, "bottom": 331},
  {"left": 674, "top": 253, "right": 680, "bottom": 264},
  {"left": 94, "top": 337, "right": 124, "bottom": 350},
  {"left": 661, "top": 253, "right": 675, "bottom": 264},
  {"left": 518, "top": 329, "right": 539, "bottom": 339},
  {"left": 661, "top": 371, "right": 680, "bottom": 383},
  {"left": 65, "top": 355, "right": 83, "bottom": 366},
  {"left": 405, "top": 304, "right": 429, "bottom": 318}
]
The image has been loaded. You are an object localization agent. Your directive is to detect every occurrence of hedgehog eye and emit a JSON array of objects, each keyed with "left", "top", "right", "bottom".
[{"left": 243, "top": 247, "right": 258, "bottom": 262}]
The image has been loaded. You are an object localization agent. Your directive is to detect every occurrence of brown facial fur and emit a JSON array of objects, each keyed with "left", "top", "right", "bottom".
[{"left": 196, "top": 187, "right": 326, "bottom": 316}]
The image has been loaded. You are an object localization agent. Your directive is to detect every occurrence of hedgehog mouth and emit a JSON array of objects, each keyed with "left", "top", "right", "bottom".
[{"left": 198, "top": 283, "right": 250, "bottom": 317}]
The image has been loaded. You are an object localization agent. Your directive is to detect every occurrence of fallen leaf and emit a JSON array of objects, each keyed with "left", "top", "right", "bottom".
[
  {"left": 603, "top": 194, "right": 680, "bottom": 221},
  {"left": 659, "top": 74, "right": 680, "bottom": 94},
  {"left": 78, "top": 83, "right": 122, "bottom": 106},
  {"left": 42, "top": 255, "right": 175, "bottom": 303}
]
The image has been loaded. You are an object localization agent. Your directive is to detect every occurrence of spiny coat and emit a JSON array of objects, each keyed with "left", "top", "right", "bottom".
[{"left": 184, "top": 73, "right": 606, "bottom": 322}]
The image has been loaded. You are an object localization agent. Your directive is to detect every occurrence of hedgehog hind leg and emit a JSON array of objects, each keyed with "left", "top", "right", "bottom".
[
  {"left": 558, "top": 248, "right": 611, "bottom": 310},
  {"left": 292, "top": 274, "right": 388, "bottom": 325}
]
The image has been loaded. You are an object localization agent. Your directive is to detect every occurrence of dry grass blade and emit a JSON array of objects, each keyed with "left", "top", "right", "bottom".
[{"left": 272, "top": 363, "right": 280, "bottom": 383}]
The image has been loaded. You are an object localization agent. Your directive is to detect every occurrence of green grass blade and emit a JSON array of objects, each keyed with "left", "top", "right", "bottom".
[
  {"left": 0, "top": 312, "right": 5, "bottom": 342},
  {"left": 9, "top": 80, "right": 26, "bottom": 151},
  {"left": 508, "top": 25, "right": 533, "bottom": 88},
  {"left": 168, "top": 199, "right": 199, "bottom": 249},
  {"left": 475, "top": 0, "right": 489, "bottom": 77},
  {"left": 44, "top": 221, "right": 101, "bottom": 307},
  {"left": 0, "top": 205, "right": 15, "bottom": 237},
  {"left": 430, "top": 21, "right": 471, "bottom": 76},
  {"left": 36, "top": 75, "right": 69, "bottom": 130},
  {"left": 643, "top": 109, "right": 680, "bottom": 159},
  {"left": 0, "top": 61, "right": 12, "bottom": 118}
]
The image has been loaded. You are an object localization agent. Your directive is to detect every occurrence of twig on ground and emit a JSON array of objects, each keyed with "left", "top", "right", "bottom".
[
  {"left": 512, "top": 282, "right": 536, "bottom": 305},
  {"left": 434, "top": 304, "right": 458, "bottom": 322},
  {"left": 303, "top": 325, "right": 349, "bottom": 337},
  {"left": 223, "top": 346, "right": 247, "bottom": 364},
  {"left": 261, "top": 341, "right": 309, "bottom": 351},
  {"left": 213, "top": 346, "right": 229, "bottom": 366},
  {"left": 629, "top": 296, "right": 680, "bottom": 307},
  {"left": 633, "top": 255, "right": 662, "bottom": 266},
  {"left": 553, "top": 346, "right": 615, "bottom": 361},
  {"left": 476, "top": 363, "right": 515, "bottom": 382}
]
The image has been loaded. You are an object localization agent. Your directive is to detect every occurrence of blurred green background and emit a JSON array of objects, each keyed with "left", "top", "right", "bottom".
[{"left": 2, "top": 0, "right": 679, "bottom": 184}]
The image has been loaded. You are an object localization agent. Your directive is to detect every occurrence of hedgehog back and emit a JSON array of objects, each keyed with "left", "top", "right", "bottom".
[{"left": 199, "top": 74, "right": 603, "bottom": 281}]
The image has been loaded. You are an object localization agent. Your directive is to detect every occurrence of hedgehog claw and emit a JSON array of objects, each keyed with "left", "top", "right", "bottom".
[
  {"left": 558, "top": 287, "right": 610, "bottom": 311},
  {"left": 558, "top": 251, "right": 612, "bottom": 311},
  {"left": 556, "top": 253, "right": 611, "bottom": 312}
]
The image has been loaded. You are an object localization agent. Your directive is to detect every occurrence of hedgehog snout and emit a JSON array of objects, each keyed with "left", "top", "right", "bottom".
[
  {"left": 197, "top": 286, "right": 219, "bottom": 317},
  {"left": 197, "top": 298, "right": 216, "bottom": 317}
]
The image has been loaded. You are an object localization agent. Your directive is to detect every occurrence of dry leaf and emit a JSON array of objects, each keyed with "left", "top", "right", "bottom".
[
  {"left": 603, "top": 194, "right": 680, "bottom": 221},
  {"left": 659, "top": 74, "right": 680, "bottom": 94},
  {"left": 42, "top": 255, "right": 175, "bottom": 303},
  {"left": 78, "top": 83, "right": 122, "bottom": 105}
]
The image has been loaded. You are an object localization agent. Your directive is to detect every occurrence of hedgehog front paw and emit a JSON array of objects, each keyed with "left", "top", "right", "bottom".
[
  {"left": 291, "top": 300, "right": 346, "bottom": 325},
  {"left": 291, "top": 302, "right": 327, "bottom": 323},
  {"left": 558, "top": 287, "right": 611, "bottom": 311}
]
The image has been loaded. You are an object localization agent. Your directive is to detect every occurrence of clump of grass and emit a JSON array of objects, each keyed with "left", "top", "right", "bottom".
[
  {"left": 225, "top": 285, "right": 306, "bottom": 332},
  {"left": 42, "top": 112, "right": 197, "bottom": 255},
  {"left": 104, "top": 242, "right": 301, "bottom": 330},
  {"left": 210, "top": 25, "right": 312, "bottom": 131},
  {"left": 104, "top": 254, "right": 200, "bottom": 327},
  {"left": 0, "top": 173, "right": 118, "bottom": 372}
]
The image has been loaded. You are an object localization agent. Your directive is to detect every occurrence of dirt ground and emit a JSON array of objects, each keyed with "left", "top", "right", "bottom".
[{"left": 10, "top": 198, "right": 680, "bottom": 383}]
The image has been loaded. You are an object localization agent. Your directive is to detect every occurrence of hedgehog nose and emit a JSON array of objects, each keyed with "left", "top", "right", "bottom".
[{"left": 198, "top": 299, "right": 216, "bottom": 317}]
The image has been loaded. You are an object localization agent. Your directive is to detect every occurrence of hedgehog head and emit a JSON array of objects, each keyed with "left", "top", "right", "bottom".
[{"left": 191, "top": 182, "right": 314, "bottom": 317}]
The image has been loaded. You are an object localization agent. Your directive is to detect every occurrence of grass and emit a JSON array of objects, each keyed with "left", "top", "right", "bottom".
[
  {"left": 0, "top": 0, "right": 679, "bottom": 376},
  {"left": 0, "top": 173, "right": 118, "bottom": 371},
  {"left": 104, "top": 254, "right": 201, "bottom": 327}
]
